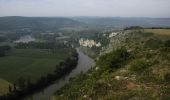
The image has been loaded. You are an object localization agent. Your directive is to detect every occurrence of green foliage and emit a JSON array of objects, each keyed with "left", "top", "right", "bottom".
[
  {"left": 17, "top": 77, "right": 26, "bottom": 90},
  {"left": 54, "top": 28, "right": 170, "bottom": 100},
  {"left": 144, "top": 38, "right": 163, "bottom": 48},
  {"left": 0, "top": 48, "right": 73, "bottom": 83},
  {"left": 0, "top": 36, "right": 7, "bottom": 42},
  {"left": 164, "top": 73, "right": 170, "bottom": 82},
  {"left": 97, "top": 47, "right": 130, "bottom": 70},
  {"left": 124, "top": 26, "right": 143, "bottom": 30},
  {"left": 129, "top": 59, "right": 150, "bottom": 73},
  {"left": 164, "top": 39, "right": 170, "bottom": 47},
  {"left": 15, "top": 42, "right": 69, "bottom": 49},
  {"left": 0, "top": 45, "right": 11, "bottom": 57},
  {"left": 0, "top": 17, "right": 84, "bottom": 31},
  {"left": 160, "top": 86, "right": 170, "bottom": 100}
]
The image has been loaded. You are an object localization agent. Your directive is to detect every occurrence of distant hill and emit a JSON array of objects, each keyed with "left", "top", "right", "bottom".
[
  {"left": 72, "top": 17, "right": 170, "bottom": 28},
  {"left": 1, "top": 17, "right": 170, "bottom": 32},
  {"left": 0, "top": 16, "right": 85, "bottom": 32}
]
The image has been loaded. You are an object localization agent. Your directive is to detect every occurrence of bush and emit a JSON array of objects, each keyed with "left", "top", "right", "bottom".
[
  {"left": 129, "top": 59, "right": 150, "bottom": 73},
  {"left": 144, "top": 38, "right": 163, "bottom": 49},
  {"left": 164, "top": 40, "right": 170, "bottom": 47},
  {"left": 164, "top": 73, "right": 170, "bottom": 82},
  {"left": 97, "top": 47, "right": 130, "bottom": 70}
]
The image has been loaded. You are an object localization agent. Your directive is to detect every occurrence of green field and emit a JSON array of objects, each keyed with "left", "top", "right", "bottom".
[
  {"left": 0, "top": 42, "right": 14, "bottom": 46},
  {"left": 0, "top": 48, "right": 73, "bottom": 85}
]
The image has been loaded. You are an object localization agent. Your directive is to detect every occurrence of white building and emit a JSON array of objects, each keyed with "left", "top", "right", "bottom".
[{"left": 79, "top": 38, "right": 101, "bottom": 48}]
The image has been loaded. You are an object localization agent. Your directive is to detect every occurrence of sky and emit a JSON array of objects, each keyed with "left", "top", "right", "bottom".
[{"left": 0, "top": 0, "right": 170, "bottom": 18}]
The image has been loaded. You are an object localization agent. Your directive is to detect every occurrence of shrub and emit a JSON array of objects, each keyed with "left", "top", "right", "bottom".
[
  {"left": 97, "top": 47, "right": 130, "bottom": 70},
  {"left": 129, "top": 59, "right": 150, "bottom": 73},
  {"left": 144, "top": 38, "right": 163, "bottom": 49},
  {"left": 164, "top": 40, "right": 170, "bottom": 47},
  {"left": 164, "top": 73, "right": 170, "bottom": 82}
]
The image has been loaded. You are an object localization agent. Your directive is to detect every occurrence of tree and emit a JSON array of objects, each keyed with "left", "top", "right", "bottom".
[
  {"left": 26, "top": 76, "right": 32, "bottom": 88},
  {"left": 17, "top": 77, "right": 26, "bottom": 90},
  {"left": 13, "top": 83, "right": 17, "bottom": 91},
  {"left": 0, "top": 45, "right": 11, "bottom": 57},
  {"left": 8, "top": 85, "right": 12, "bottom": 93},
  {"left": 164, "top": 40, "right": 170, "bottom": 47}
]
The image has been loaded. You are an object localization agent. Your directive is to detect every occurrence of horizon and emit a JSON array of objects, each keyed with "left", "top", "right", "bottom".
[{"left": 0, "top": 16, "right": 170, "bottom": 19}]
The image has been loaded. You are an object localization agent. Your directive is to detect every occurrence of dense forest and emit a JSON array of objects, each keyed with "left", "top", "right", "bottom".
[{"left": 0, "top": 17, "right": 85, "bottom": 32}]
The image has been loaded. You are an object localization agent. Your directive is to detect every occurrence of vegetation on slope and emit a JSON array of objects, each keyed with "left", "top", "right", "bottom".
[
  {"left": 0, "top": 47, "right": 78, "bottom": 100},
  {"left": 54, "top": 29, "right": 170, "bottom": 100},
  {"left": 0, "top": 16, "right": 85, "bottom": 32},
  {"left": 0, "top": 45, "right": 11, "bottom": 57},
  {"left": 144, "top": 29, "right": 170, "bottom": 39}
]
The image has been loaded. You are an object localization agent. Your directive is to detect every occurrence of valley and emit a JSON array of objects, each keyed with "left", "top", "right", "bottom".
[{"left": 0, "top": 16, "right": 170, "bottom": 100}]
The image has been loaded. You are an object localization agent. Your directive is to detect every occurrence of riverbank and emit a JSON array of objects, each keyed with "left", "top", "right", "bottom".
[
  {"left": 24, "top": 48, "right": 94, "bottom": 100},
  {"left": 0, "top": 49, "right": 78, "bottom": 100}
]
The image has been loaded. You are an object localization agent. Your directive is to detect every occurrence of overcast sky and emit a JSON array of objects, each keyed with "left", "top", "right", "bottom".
[{"left": 0, "top": 0, "right": 170, "bottom": 17}]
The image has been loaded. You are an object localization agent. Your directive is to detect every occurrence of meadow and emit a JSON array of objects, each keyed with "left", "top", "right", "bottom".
[
  {"left": 0, "top": 48, "right": 73, "bottom": 95},
  {"left": 144, "top": 29, "right": 170, "bottom": 39}
]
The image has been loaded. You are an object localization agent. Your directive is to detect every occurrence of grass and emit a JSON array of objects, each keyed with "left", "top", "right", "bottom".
[
  {"left": 144, "top": 29, "right": 170, "bottom": 39},
  {"left": 0, "top": 48, "right": 73, "bottom": 84},
  {"left": 0, "top": 79, "right": 13, "bottom": 96},
  {"left": 0, "top": 42, "right": 14, "bottom": 47}
]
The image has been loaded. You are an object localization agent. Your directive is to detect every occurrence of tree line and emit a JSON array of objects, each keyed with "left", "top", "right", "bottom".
[
  {"left": 15, "top": 42, "right": 71, "bottom": 49},
  {"left": 0, "top": 49, "right": 78, "bottom": 100},
  {"left": 124, "top": 26, "right": 170, "bottom": 30},
  {"left": 0, "top": 45, "right": 11, "bottom": 57}
]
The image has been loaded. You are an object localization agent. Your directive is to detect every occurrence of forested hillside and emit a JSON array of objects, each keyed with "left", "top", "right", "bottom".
[
  {"left": 0, "top": 17, "right": 85, "bottom": 32},
  {"left": 72, "top": 17, "right": 170, "bottom": 28}
]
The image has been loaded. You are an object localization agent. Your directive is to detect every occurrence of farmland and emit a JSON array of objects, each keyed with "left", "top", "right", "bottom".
[{"left": 0, "top": 48, "right": 73, "bottom": 93}]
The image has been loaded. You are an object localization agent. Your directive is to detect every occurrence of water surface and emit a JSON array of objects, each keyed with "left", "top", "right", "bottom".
[{"left": 24, "top": 49, "right": 95, "bottom": 100}]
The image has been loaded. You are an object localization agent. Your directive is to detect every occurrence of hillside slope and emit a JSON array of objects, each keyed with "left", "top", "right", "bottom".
[
  {"left": 54, "top": 29, "right": 170, "bottom": 100},
  {"left": 72, "top": 17, "right": 170, "bottom": 28},
  {"left": 0, "top": 16, "right": 85, "bottom": 32}
]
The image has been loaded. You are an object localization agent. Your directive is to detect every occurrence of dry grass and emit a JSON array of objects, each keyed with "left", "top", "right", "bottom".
[
  {"left": 144, "top": 29, "right": 170, "bottom": 39},
  {"left": 0, "top": 79, "right": 13, "bottom": 96},
  {"left": 144, "top": 29, "right": 170, "bottom": 36}
]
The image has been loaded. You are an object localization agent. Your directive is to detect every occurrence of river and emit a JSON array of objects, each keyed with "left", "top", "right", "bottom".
[{"left": 24, "top": 48, "right": 95, "bottom": 100}]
